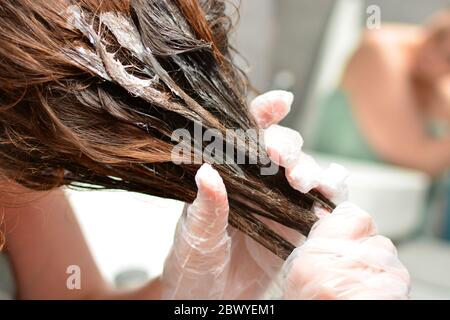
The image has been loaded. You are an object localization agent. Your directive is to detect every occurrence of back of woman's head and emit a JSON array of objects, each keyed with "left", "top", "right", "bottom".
[
  {"left": 0, "top": 0, "right": 331, "bottom": 258},
  {"left": 0, "top": 0, "right": 245, "bottom": 185}
]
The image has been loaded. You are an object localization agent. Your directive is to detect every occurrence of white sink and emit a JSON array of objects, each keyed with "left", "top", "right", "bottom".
[{"left": 65, "top": 189, "right": 183, "bottom": 283}]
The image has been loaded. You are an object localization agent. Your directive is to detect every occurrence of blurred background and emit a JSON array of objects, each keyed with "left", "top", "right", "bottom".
[{"left": 66, "top": 0, "right": 450, "bottom": 299}]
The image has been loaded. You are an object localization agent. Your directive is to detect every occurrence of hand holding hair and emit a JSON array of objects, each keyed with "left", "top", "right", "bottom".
[
  {"left": 0, "top": 1, "right": 410, "bottom": 299},
  {"left": 161, "top": 91, "right": 352, "bottom": 299},
  {"left": 283, "top": 202, "right": 410, "bottom": 300},
  {"left": 0, "top": 0, "right": 334, "bottom": 258}
]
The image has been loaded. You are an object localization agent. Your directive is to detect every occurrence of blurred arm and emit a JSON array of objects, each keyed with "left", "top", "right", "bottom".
[
  {"left": 1, "top": 181, "right": 161, "bottom": 299},
  {"left": 343, "top": 41, "right": 450, "bottom": 176}
]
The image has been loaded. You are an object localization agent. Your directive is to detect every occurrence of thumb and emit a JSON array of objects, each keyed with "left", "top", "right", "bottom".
[
  {"left": 162, "top": 163, "right": 231, "bottom": 299},
  {"left": 184, "top": 163, "right": 230, "bottom": 243}
]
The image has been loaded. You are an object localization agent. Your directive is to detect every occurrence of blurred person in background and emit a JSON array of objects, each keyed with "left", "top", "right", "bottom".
[{"left": 312, "top": 9, "right": 450, "bottom": 237}]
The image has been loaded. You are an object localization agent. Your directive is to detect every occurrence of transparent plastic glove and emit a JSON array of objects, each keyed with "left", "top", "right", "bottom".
[
  {"left": 283, "top": 202, "right": 411, "bottom": 300},
  {"left": 162, "top": 162, "right": 289, "bottom": 299},
  {"left": 244, "top": 91, "right": 350, "bottom": 277},
  {"left": 162, "top": 90, "right": 349, "bottom": 299},
  {"left": 161, "top": 163, "right": 231, "bottom": 299}
]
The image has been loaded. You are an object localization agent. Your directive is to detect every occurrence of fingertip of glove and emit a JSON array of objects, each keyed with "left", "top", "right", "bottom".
[
  {"left": 250, "top": 90, "right": 294, "bottom": 128},
  {"left": 195, "top": 163, "right": 227, "bottom": 200}
]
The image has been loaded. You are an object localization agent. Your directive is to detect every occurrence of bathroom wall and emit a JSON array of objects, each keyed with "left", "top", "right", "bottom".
[{"left": 366, "top": 0, "right": 449, "bottom": 24}]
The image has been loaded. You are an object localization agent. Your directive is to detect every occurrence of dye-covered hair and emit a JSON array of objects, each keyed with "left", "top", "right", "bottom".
[{"left": 0, "top": 0, "right": 333, "bottom": 258}]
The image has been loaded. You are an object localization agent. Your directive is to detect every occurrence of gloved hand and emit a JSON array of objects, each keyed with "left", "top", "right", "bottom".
[
  {"left": 161, "top": 90, "right": 350, "bottom": 299},
  {"left": 162, "top": 91, "right": 412, "bottom": 299},
  {"left": 283, "top": 202, "right": 411, "bottom": 299}
]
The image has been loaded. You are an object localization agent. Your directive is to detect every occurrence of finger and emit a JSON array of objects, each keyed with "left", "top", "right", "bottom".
[
  {"left": 282, "top": 245, "right": 339, "bottom": 300},
  {"left": 343, "top": 272, "right": 410, "bottom": 300},
  {"left": 264, "top": 124, "right": 303, "bottom": 168},
  {"left": 252, "top": 91, "right": 349, "bottom": 208},
  {"left": 360, "top": 236, "right": 410, "bottom": 284},
  {"left": 316, "top": 163, "right": 349, "bottom": 204},
  {"left": 249, "top": 90, "right": 294, "bottom": 129},
  {"left": 285, "top": 152, "right": 322, "bottom": 193},
  {"left": 283, "top": 237, "right": 409, "bottom": 299},
  {"left": 285, "top": 153, "right": 334, "bottom": 219},
  {"left": 286, "top": 158, "right": 349, "bottom": 202},
  {"left": 185, "top": 163, "right": 230, "bottom": 242},
  {"left": 309, "top": 202, "right": 377, "bottom": 240},
  {"left": 363, "top": 235, "right": 397, "bottom": 255},
  {"left": 162, "top": 164, "right": 231, "bottom": 299}
]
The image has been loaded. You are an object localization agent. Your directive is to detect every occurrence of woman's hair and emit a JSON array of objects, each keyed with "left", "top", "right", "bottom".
[{"left": 0, "top": 0, "right": 333, "bottom": 259}]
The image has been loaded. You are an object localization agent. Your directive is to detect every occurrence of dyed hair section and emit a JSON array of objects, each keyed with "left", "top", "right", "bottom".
[{"left": 0, "top": 0, "right": 333, "bottom": 259}]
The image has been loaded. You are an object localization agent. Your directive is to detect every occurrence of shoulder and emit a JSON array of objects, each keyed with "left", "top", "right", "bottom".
[
  {"left": 0, "top": 178, "right": 54, "bottom": 207},
  {"left": 353, "top": 27, "right": 399, "bottom": 68},
  {"left": 343, "top": 25, "right": 415, "bottom": 88},
  {"left": 360, "top": 24, "right": 419, "bottom": 49},
  {"left": 0, "top": 178, "right": 29, "bottom": 195}
]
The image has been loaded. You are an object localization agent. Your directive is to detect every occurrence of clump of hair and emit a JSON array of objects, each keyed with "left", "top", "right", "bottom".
[{"left": 0, "top": 0, "right": 333, "bottom": 259}]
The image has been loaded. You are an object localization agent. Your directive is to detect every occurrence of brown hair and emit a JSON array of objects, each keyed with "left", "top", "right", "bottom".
[{"left": 0, "top": 0, "right": 333, "bottom": 259}]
